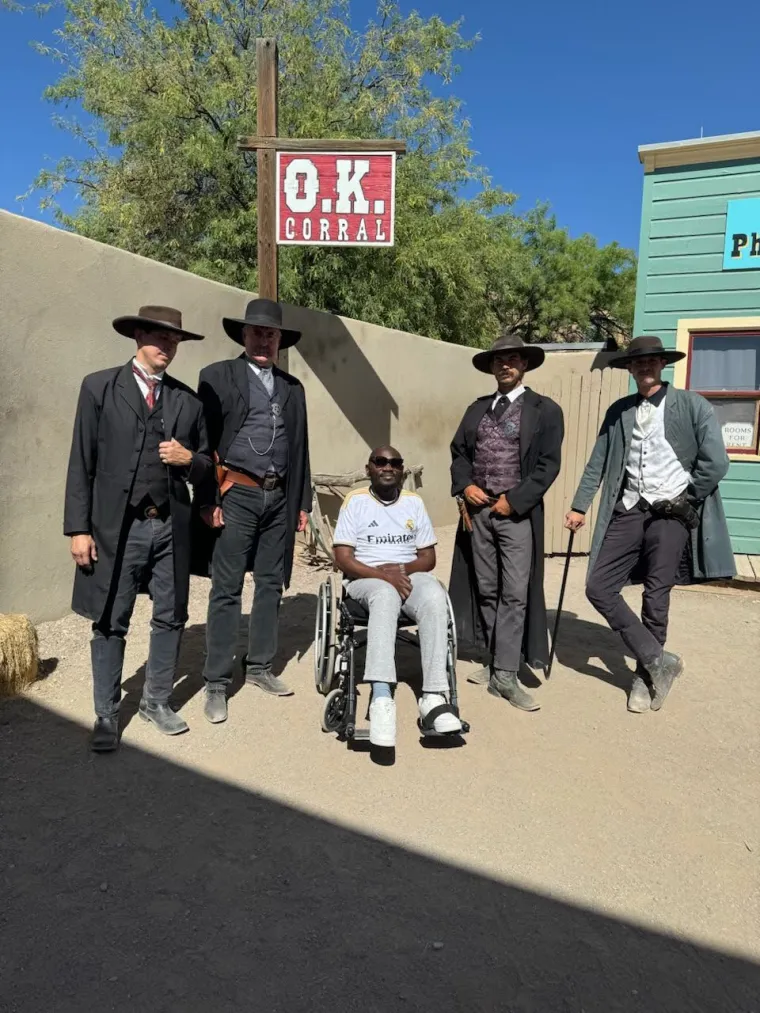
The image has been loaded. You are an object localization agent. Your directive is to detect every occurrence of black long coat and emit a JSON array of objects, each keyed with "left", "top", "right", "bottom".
[
  {"left": 63, "top": 362, "right": 214, "bottom": 624},
  {"left": 192, "top": 355, "right": 312, "bottom": 588},
  {"left": 448, "top": 388, "right": 564, "bottom": 670}
]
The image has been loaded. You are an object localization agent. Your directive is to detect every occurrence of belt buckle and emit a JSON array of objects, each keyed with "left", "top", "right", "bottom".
[
  {"left": 262, "top": 474, "right": 278, "bottom": 492},
  {"left": 145, "top": 505, "right": 159, "bottom": 519}
]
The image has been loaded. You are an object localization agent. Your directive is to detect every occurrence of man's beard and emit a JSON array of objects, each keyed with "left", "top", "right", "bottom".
[{"left": 373, "top": 481, "right": 400, "bottom": 501}]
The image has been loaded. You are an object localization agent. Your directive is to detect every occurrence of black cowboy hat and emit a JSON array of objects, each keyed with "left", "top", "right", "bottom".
[
  {"left": 112, "top": 305, "right": 204, "bottom": 341},
  {"left": 222, "top": 298, "right": 301, "bottom": 348},
  {"left": 472, "top": 332, "right": 545, "bottom": 374},
  {"left": 608, "top": 335, "right": 685, "bottom": 369}
]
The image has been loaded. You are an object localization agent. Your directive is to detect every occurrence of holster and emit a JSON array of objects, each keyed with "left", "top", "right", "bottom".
[
  {"left": 214, "top": 454, "right": 233, "bottom": 499},
  {"left": 650, "top": 492, "right": 699, "bottom": 530},
  {"left": 457, "top": 496, "right": 473, "bottom": 534}
]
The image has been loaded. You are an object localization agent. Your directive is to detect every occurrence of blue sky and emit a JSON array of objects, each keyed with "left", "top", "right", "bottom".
[{"left": 1, "top": 0, "right": 759, "bottom": 251}]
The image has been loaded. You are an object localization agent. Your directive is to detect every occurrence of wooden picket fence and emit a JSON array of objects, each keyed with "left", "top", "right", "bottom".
[{"left": 530, "top": 368, "right": 629, "bottom": 556}]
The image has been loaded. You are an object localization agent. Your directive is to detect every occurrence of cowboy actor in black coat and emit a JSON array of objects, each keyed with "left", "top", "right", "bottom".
[
  {"left": 64, "top": 306, "right": 213, "bottom": 752},
  {"left": 449, "top": 334, "right": 564, "bottom": 711},
  {"left": 195, "top": 299, "right": 312, "bottom": 725}
]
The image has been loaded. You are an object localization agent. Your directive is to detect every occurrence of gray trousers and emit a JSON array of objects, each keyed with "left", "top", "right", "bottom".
[
  {"left": 470, "top": 508, "right": 533, "bottom": 672},
  {"left": 92, "top": 514, "right": 182, "bottom": 718},
  {"left": 345, "top": 572, "right": 450, "bottom": 692},
  {"left": 586, "top": 501, "right": 690, "bottom": 667}
]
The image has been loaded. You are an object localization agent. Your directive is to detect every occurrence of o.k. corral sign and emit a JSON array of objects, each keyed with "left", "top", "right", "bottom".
[{"left": 276, "top": 152, "right": 396, "bottom": 247}]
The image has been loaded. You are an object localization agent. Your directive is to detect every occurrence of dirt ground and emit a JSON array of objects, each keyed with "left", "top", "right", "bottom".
[{"left": 2, "top": 525, "right": 759, "bottom": 1012}]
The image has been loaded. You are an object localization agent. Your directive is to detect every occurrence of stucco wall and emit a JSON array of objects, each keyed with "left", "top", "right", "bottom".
[{"left": 0, "top": 210, "right": 612, "bottom": 622}]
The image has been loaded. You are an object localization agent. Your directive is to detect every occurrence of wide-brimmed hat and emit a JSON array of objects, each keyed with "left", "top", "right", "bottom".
[
  {"left": 222, "top": 298, "right": 301, "bottom": 348},
  {"left": 112, "top": 305, "right": 204, "bottom": 341},
  {"left": 472, "top": 332, "right": 545, "bottom": 374},
  {"left": 608, "top": 335, "right": 685, "bottom": 369}
]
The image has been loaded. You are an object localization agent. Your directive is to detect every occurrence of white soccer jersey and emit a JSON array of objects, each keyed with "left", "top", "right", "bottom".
[{"left": 332, "top": 488, "right": 437, "bottom": 567}]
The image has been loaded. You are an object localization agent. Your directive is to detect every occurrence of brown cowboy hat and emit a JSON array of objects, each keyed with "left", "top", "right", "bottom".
[
  {"left": 608, "top": 335, "right": 685, "bottom": 369},
  {"left": 222, "top": 298, "right": 301, "bottom": 349},
  {"left": 472, "top": 332, "right": 545, "bottom": 374},
  {"left": 112, "top": 305, "right": 204, "bottom": 341}
]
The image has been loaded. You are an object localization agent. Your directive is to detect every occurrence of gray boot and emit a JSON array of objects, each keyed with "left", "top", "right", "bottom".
[
  {"left": 627, "top": 665, "right": 652, "bottom": 713},
  {"left": 467, "top": 666, "right": 491, "bottom": 686},
  {"left": 204, "top": 685, "right": 228, "bottom": 724},
  {"left": 245, "top": 664, "right": 294, "bottom": 697},
  {"left": 488, "top": 670, "right": 540, "bottom": 712},
  {"left": 138, "top": 700, "right": 189, "bottom": 735},
  {"left": 647, "top": 651, "right": 684, "bottom": 711}
]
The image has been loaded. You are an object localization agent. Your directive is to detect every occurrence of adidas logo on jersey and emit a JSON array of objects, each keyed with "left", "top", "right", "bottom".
[{"left": 368, "top": 520, "right": 379, "bottom": 528}]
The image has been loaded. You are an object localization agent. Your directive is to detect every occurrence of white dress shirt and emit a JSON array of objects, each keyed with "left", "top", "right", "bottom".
[
  {"left": 132, "top": 357, "right": 165, "bottom": 403},
  {"left": 247, "top": 358, "right": 275, "bottom": 396},
  {"left": 621, "top": 396, "right": 691, "bottom": 509},
  {"left": 490, "top": 383, "right": 526, "bottom": 411}
]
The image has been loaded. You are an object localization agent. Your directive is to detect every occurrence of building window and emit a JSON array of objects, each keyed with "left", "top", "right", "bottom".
[{"left": 686, "top": 331, "right": 760, "bottom": 454}]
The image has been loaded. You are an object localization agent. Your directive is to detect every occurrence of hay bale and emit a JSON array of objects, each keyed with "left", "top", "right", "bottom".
[{"left": 0, "top": 614, "right": 39, "bottom": 698}]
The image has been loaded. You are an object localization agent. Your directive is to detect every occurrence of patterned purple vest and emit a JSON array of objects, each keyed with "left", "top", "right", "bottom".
[{"left": 472, "top": 397, "right": 523, "bottom": 495}]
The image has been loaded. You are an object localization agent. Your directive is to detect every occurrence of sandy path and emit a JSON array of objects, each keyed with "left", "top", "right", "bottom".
[{"left": 2, "top": 526, "right": 759, "bottom": 1011}]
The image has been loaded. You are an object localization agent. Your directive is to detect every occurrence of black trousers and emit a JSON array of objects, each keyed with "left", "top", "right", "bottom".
[
  {"left": 203, "top": 483, "right": 289, "bottom": 685},
  {"left": 91, "top": 513, "right": 182, "bottom": 718},
  {"left": 586, "top": 501, "right": 690, "bottom": 667}
]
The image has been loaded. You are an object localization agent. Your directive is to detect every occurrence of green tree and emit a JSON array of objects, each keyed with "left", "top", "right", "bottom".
[
  {"left": 490, "top": 207, "right": 637, "bottom": 345},
  {"left": 15, "top": 0, "right": 635, "bottom": 346}
]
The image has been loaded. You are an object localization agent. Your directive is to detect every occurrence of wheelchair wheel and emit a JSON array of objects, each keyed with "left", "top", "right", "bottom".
[
  {"left": 444, "top": 584, "right": 460, "bottom": 711},
  {"left": 321, "top": 687, "right": 347, "bottom": 733},
  {"left": 445, "top": 586, "right": 458, "bottom": 666},
  {"left": 314, "top": 576, "right": 338, "bottom": 696}
]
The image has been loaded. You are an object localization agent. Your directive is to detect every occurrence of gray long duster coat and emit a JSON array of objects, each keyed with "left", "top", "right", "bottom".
[{"left": 571, "top": 384, "right": 735, "bottom": 581}]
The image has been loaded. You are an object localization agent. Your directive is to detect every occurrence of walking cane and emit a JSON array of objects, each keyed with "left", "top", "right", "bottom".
[{"left": 546, "top": 529, "right": 575, "bottom": 679}]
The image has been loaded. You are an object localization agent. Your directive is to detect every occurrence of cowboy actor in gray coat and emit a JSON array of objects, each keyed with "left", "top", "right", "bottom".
[{"left": 566, "top": 335, "right": 734, "bottom": 713}]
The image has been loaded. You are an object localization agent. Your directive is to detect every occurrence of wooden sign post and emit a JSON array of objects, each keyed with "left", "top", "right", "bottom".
[{"left": 238, "top": 38, "right": 406, "bottom": 301}]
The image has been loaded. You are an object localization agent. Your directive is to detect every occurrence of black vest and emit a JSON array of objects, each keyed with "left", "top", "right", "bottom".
[
  {"left": 130, "top": 393, "right": 170, "bottom": 509},
  {"left": 225, "top": 367, "right": 289, "bottom": 476}
]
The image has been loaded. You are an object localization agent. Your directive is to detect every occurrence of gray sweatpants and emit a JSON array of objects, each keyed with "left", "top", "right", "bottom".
[{"left": 345, "top": 572, "right": 450, "bottom": 692}]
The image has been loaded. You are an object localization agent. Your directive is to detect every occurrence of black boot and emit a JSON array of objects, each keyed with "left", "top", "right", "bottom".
[
  {"left": 138, "top": 700, "right": 189, "bottom": 735},
  {"left": 488, "top": 670, "right": 540, "bottom": 712},
  {"left": 647, "top": 651, "right": 684, "bottom": 712},
  {"left": 90, "top": 717, "right": 120, "bottom": 753}
]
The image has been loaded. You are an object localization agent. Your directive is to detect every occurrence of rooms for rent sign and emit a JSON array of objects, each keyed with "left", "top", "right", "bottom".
[{"left": 276, "top": 152, "right": 396, "bottom": 247}]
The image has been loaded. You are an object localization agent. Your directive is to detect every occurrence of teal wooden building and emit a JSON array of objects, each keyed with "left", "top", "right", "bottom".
[{"left": 635, "top": 130, "right": 760, "bottom": 568}]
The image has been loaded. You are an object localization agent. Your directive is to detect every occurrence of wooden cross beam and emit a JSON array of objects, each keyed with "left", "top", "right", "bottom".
[{"left": 238, "top": 38, "right": 406, "bottom": 302}]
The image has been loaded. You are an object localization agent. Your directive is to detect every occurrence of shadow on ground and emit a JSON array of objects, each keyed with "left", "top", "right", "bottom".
[
  {"left": 121, "top": 593, "right": 318, "bottom": 727},
  {"left": 547, "top": 610, "right": 634, "bottom": 693},
  {"left": 1, "top": 697, "right": 757, "bottom": 1012}
]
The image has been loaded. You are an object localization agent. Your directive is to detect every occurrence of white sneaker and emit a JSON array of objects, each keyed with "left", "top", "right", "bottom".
[
  {"left": 369, "top": 696, "right": 396, "bottom": 747},
  {"left": 418, "top": 693, "right": 462, "bottom": 734}
]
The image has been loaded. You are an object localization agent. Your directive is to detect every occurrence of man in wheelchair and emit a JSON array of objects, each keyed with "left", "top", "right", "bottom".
[{"left": 332, "top": 447, "right": 463, "bottom": 748}]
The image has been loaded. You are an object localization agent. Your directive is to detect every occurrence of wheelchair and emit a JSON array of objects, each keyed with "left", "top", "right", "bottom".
[{"left": 314, "top": 572, "right": 470, "bottom": 743}]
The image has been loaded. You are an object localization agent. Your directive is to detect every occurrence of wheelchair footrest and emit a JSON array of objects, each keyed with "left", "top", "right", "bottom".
[{"left": 351, "top": 728, "right": 370, "bottom": 741}]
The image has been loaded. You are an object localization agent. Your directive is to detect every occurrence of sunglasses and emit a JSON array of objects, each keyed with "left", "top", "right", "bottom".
[{"left": 370, "top": 456, "right": 404, "bottom": 469}]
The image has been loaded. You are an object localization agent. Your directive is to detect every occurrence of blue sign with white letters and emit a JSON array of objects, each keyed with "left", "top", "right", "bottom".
[{"left": 724, "top": 198, "right": 760, "bottom": 270}]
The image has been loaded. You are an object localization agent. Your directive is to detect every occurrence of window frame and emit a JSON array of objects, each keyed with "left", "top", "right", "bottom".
[{"left": 675, "top": 317, "right": 760, "bottom": 462}]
